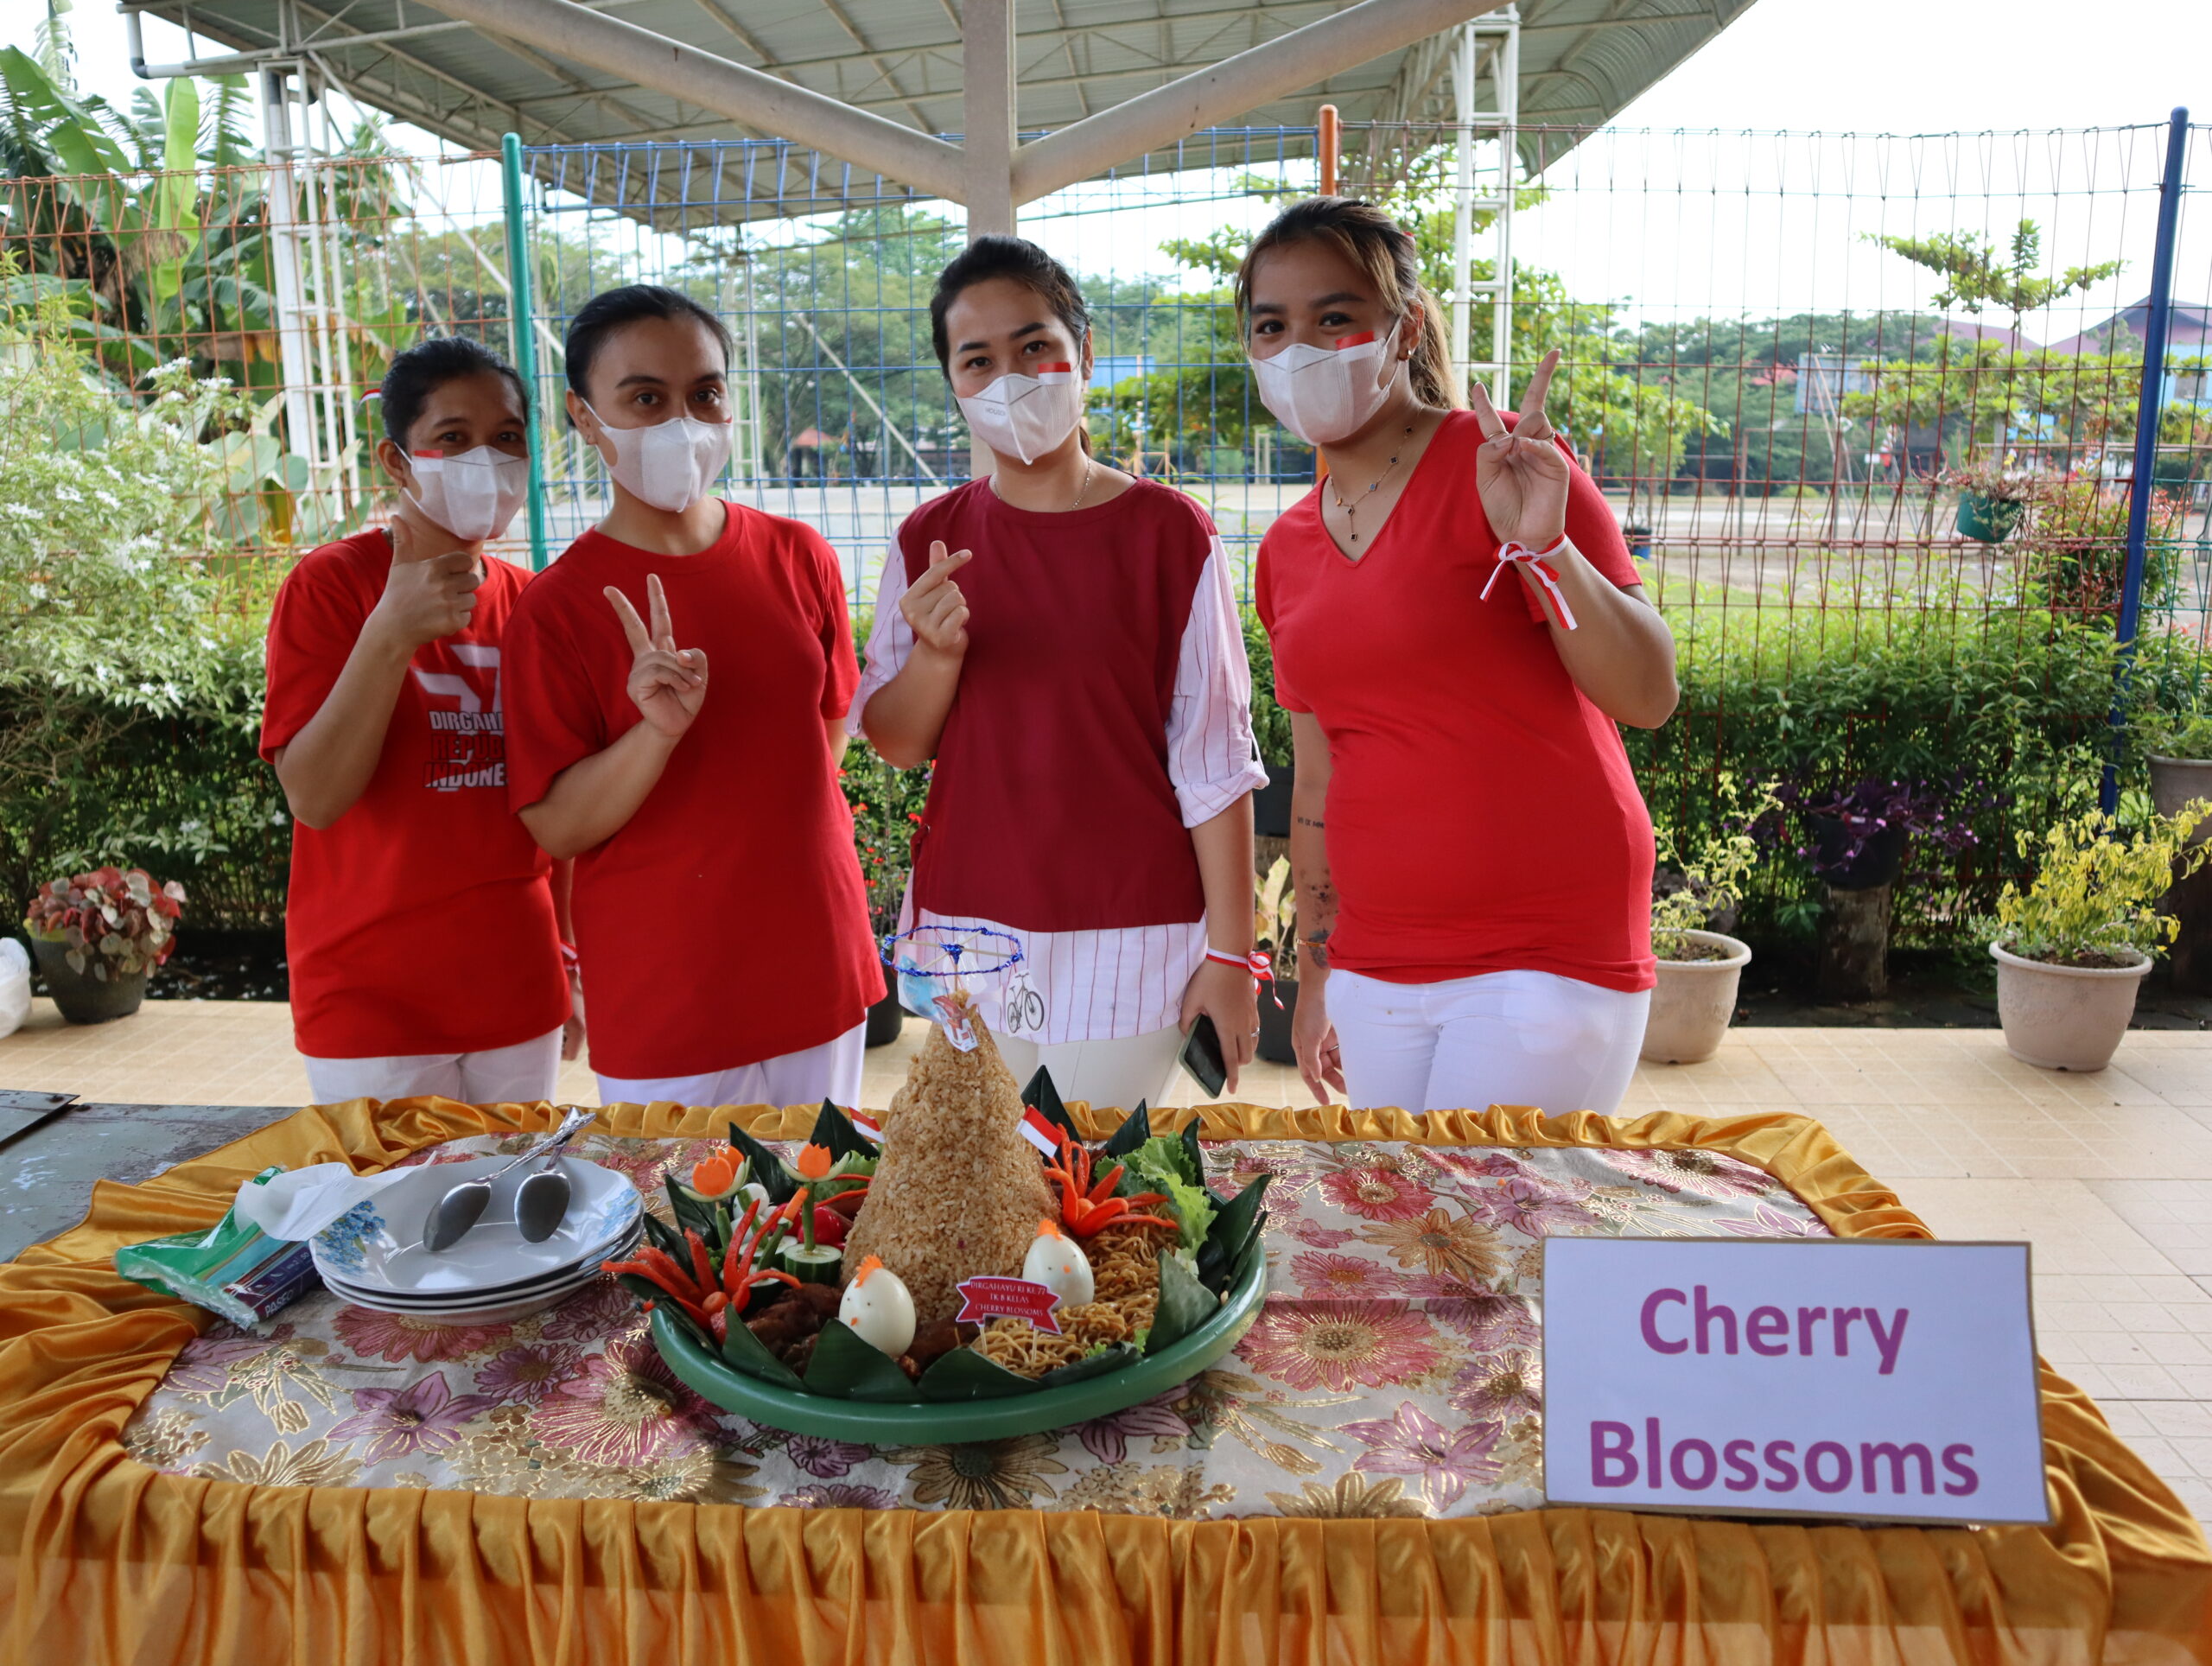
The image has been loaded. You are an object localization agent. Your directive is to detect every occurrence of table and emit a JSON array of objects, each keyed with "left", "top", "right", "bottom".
[{"left": 3, "top": 1096, "right": 2207, "bottom": 1664}]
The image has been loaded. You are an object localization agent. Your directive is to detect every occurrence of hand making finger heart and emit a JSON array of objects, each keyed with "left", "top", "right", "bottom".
[
  {"left": 1470, "top": 347, "right": 1570, "bottom": 550},
  {"left": 899, "top": 539, "right": 972, "bottom": 658},
  {"left": 605, "top": 572, "right": 709, "bottom": 740}
]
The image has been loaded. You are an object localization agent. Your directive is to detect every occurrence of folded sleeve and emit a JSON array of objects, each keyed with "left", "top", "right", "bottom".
[
  {"left": 802, "top": 526, "right": 860, "bottom": 721},
  {"left": 501, "top": 588, "right": 606, "bottom": 813},
  {"left": 849, "top": 538, "right": 915, "bottom": 737},
  {"left": 259, "top": 549, "right": 372, "bottom": 760},
  {"left": 1165, "top": 537, "right": 1271, "bottom": 827},
  {"left": 1252, "top": 536, "right": 1311, "bottom": 715}
]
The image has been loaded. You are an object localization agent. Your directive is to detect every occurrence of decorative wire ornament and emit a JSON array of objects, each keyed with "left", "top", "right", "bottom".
[{"left": 882, "top": 925, "right": 1024, "bottom": 1052}]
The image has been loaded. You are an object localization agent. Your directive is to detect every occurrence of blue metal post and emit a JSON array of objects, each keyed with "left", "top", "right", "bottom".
[
  {"left": 500, "top": 133, "right": 551, "bottom": 572},
  {"left": 2104, "top": 106, "right": 2191, "bottom": 815}
]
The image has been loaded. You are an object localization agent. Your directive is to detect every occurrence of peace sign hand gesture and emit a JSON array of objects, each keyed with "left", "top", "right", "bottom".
[
  {"left": 1470, "top": 347, "right": 1569, "bottom": 550},
  {"left": 605, "top": 573, "right": 709, "bottom": 740}
]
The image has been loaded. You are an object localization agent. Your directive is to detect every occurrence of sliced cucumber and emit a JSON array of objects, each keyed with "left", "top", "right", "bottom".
[{"left": 775, "top": 1243, "right": 845, "bottom": 1285}]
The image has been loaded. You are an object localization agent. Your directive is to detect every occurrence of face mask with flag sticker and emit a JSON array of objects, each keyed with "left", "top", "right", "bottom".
[
  {"left": 957, "top": 363, "right": 1085, "bottom": 465},
  {"left": 1249, "top": 325, "right": 1402, "bottom": 448},
  {"left": 405, "top": 446, "right": 529, "bottom": 543}
]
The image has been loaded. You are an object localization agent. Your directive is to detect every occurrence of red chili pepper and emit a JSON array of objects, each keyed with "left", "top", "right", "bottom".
[{"left": 685, "top": 1228, "right": 715, "bottom": 1292}]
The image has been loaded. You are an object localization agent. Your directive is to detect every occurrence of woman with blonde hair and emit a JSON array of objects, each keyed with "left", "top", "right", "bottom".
[{"left": 1244, "top": 197, "right": 1678, "bottom": 1116}]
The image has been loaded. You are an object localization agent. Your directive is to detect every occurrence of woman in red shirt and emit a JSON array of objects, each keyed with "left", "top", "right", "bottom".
[
  {"left": 856, "top": 237, "right": 1268, "bottom": 1112},
  {"left": 1245, "top": 198, "right": 1679, "bottom": 1116},
  {"left": 263, "top": 335, "right": 577, "bottom": 1105},
  {"left": 502, "top": 285, "right": 879, "bottom": 1110}
]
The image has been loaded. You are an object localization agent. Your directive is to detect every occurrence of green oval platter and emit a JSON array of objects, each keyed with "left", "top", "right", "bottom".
[{"left": 652, "top": 1245, "right": 1270, "bottom": 1442}]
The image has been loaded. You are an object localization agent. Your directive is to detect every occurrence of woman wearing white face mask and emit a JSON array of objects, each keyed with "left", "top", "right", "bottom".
[
  {"left": 263, "top": 335, "right": 581, "bottom": 1105},
  {"left": 857, "top": 238, "right": 1269, "bottom": 1111},
  {"left": 501, "top": 285, "right": 878, "bottom": 1110},
  {"left": 1244, "top": 198, "right": 1680, "bottom": 1119}
]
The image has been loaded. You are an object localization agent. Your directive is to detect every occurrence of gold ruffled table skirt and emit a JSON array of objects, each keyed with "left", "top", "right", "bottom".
[{"left": 2, "top": 1097, "right": 2207, "bottom": 1664}]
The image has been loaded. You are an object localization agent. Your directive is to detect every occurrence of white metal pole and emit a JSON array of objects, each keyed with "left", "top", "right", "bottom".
[
  {"left": 258, "top": 65, "right": 318, "bottom": 481},
  {"left": 1449, "top": 24, "right": 1475, "bottom": 397},
  {"left": 1491, "top": 13, "right": 1517, "bottom": 408}
]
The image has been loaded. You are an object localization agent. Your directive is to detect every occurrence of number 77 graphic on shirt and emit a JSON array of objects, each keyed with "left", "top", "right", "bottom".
[{"left": 410, "top": 644, "right": 501, "bottom": 714}]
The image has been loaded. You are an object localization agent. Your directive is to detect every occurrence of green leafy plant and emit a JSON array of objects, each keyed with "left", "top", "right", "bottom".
[
  {"left": 1253, "top": 855, "right": 1297, "bottom": 982},
  {"left": 2140, "top": 709, "right": 2212, "bottom": 760},
  {"left": 1651, "top": 779, "right": 1774, "bottom": 961},
  {"left": 24, "top": 863, "right": 185, "bottom": 979},
  {"left": 1995, "top": 805, "right": 2212, "bottom": 966}
]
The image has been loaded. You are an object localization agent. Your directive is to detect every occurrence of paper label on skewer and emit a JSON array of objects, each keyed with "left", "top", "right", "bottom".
[{"left": 955, "top": 1275, "right": 1063, "bottom": 1333}]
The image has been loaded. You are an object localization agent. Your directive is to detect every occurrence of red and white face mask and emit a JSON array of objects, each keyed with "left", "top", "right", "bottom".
[
  {"left": 1249, "top": 325, "right": 1402, "bottom": 448},
  {"left": 406, "top": 446, "right": 528, "bottom": 542},
  {"left": 957, "top": 363, "right": 1085, "bottom": 466}
]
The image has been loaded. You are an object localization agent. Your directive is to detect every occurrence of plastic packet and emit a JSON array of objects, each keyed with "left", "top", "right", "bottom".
[{"left": 115, "top": 1166, "right": 321, "bottom": 1331}]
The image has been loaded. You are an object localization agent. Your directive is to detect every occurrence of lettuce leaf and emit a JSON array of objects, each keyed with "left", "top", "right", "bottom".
[{"left": 1122, "top": 1136, "right": 1214, "bottom": 1256}]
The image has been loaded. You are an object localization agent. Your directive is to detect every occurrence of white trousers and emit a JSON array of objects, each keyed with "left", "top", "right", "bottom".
[
  {"left": 1329, "top": 968, "right": 1649, "bottom": 1117},
  {"left": 595, "top": 1021, "right": 867, "bottom": 1111},
  {"left": 302, "top": 1027, "right": 564, "bottom": 1108},
  {"left": 995, "top": 1022, "right": 1189, "bottom": 1115}
]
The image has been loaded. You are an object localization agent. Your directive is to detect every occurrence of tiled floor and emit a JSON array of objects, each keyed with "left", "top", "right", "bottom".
[{"left": 7, "top": 996, "right": 2212, "bottom": 1524}]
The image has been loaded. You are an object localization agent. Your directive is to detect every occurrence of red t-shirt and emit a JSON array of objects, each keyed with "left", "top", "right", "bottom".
[
  {"left": 502, "top": 501, "right": 878, "bottom": 1079},
  {"left": 1255, "top": 411, "right": 1656, "bottom": 992},
  {"left": 260, "top": 531, "right": 567, "bottom": 1059}
]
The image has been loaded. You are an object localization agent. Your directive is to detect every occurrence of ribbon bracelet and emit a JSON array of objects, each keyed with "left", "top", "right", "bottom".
[
  {"left": 1479, "top": 535, "right": 1579, "bottom": 630},
  {"left": 1206, "top": 946, "right": 1285, "bottom": 1009}
]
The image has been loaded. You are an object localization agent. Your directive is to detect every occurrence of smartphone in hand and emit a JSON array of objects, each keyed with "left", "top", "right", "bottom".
[{"left": 1180, "top": 1014, "right": 1229, "bottom": 1097}]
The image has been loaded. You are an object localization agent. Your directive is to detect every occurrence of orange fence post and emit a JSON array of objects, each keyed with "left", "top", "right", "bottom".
[{"left": 1318, "top": 104, "right": 1338, "bottom": 196}]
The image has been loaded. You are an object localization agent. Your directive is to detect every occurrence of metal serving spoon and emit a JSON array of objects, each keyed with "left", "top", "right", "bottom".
[
  {"left": 512, "top": 1148, "right": 577, "bottom": 1244},
  {"left": 421, "top": 1106, "right": 593, "bottom": 1253}
]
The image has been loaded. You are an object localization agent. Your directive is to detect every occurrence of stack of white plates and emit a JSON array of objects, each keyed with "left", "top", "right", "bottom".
[{"left": 310, "top": 1155, "right": 645, "bottom": 1326}]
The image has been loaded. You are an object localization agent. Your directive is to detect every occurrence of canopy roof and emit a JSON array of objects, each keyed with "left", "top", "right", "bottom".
[{"left": 135, "top": 0, "right": 1755, "bottom": 212}]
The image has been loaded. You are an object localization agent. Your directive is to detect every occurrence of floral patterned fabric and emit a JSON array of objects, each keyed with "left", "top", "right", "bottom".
[{"left": 121, "top": 1131, "right": 1826, "bottom": 1519}]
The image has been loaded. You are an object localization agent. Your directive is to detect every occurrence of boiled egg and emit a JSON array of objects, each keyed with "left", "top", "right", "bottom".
[
  {"left": 837, "top": 1256, "right": 917, "bottom": 1357},
  {"left": 1021, "top": 1219, "right": 1094, "bottom": 1307}
]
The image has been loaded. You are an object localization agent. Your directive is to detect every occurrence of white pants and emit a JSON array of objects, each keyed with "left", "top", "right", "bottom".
[
  {"left": 302, "top": 1027, "right": 563, "bottom": 1107},
  {"left": 595, "top": 1021, "right": 867, "bottom": 1110},
  {"left": 995, "top": 1023, "right": 1189, "bottom": 1114},
  {"left": 1329, "top": 968, "right": 1649, "bottom": 1117}
]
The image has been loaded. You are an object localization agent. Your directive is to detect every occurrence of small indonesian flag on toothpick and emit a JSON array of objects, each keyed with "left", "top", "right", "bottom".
[
  {"left": 849, "top": 1109, "right": 882, "bottom": 1145},
  {"left": 1018, "top": 1105, "right": 1060, "bottom": 1156}
]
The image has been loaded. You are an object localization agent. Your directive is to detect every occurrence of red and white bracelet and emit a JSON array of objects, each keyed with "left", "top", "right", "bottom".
[
  {"left": 1205, "top": 947, "right": 1285, "bottom": 1008},
  {"left": 1478, "top": 531, "right": 1579, "bottom": 630}
]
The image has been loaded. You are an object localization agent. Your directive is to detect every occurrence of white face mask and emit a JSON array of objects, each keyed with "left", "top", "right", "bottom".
[
  {"left": 404, "top": 446, "right": 529, "bottom": 543},
  {"left": 957, "top": 363, "right": 1085, "bottom": 466},
  {"left": 1249, "top": 327, "right": 1402, "bottom": 448},
  {"left": 584, "top": 403, "right": 733, "bottom": 512}
]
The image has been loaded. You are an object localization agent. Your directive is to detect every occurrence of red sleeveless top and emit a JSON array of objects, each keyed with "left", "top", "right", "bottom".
[{"left": 900, "top": 478, "right": 1211, "bottom": 932}]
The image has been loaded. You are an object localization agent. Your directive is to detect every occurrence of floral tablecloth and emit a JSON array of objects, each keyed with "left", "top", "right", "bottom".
[{"left": 121, "top": 1129, "right": 1827, "bottom": 1519}]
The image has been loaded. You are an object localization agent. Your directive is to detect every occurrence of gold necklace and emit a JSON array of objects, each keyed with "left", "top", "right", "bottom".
[
  {"left": 1071, "top": 459, "right": 1094, "bottom": 510},
  {"left": 1327, "top": 424, "right": 1415, "bottom": 545}
]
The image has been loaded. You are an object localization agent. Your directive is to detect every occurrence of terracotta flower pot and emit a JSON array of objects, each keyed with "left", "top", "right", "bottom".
[
  {"left": 29, "top": 936, "right": 149, "bottom": 1025},
  {"left": 2148, "top": 756, "right": 2212, "bottom": 842},
  {"left": 1640, "top": 930, "right": 1751, "bottom": 1065},
  {"left": 1990, "top": 939, "right": 2150, "bottom": 1071}
]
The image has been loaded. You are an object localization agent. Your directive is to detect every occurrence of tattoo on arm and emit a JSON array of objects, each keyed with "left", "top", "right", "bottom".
[{"left": 1294, "top": 814, "right": 1324, "bottom": 829}]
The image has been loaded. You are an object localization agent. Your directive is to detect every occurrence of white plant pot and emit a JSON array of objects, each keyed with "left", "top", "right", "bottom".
[
  {"left": 1641, "top": 930, "right": 1752, "bottom": 1065},
  {"left": 2148, "top": 756, "right": 2212, "bottom": 843},
  {"left": 1989, "top": 940, "right": 2151, "bottom": 1072}
]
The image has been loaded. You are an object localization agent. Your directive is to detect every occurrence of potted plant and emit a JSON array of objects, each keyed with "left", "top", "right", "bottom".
[
  {"left": 1991, "top": 805, "right": 2212, "bottom": 1071},
  {"left": 842, "top": 749, "right": 931, "bottom": 1047},
  {"left": 1641, "top": 814, "right": 1759, "bottom": 1065},
  {"left": 1945, "top": 460, "right": 2036, "bottom": 544},
  {"left": 1775, "top": 776, "right": 1987, "bottom": 1001},
  {"left": 1253, "top": 856, "right": 1300, "bottom": 1065},
  {"left": 1243, "top": 608, "right": 1295, "bottom": 839},
  {"left": 23, "top": 866, "right": 186, "bottom": 1024},
  {"left": 2139, "top": 709, "right": 2212, "bottom": 839}
]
